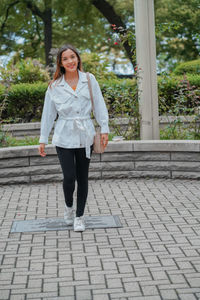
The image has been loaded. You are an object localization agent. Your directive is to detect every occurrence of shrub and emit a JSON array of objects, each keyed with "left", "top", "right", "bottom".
[
  {"left": 0, "top": 58, "right": 50, "bottom": 84},
  {"left": 99, "top": 77, "right": 140, "bottom": 139},
  {"left": 1, "top": 82, "right": 48, "bottom": 122},
  {"left": 0, "top": 84, "right": 6, "bottom": 103},
  {"left": 173, "top": 59, "right": 200, "bottom": 75},
  {"left": 99, "top": 78, "right": 137, "bottom": 115},
  {"left": 158, "top": 74, "right": 200, "bottom": 115},
  {"left": 182, "top": 73, "right": 200, "bottom": 87}
]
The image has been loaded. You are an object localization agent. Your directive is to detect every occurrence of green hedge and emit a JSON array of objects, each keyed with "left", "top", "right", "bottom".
[
  {"left": 173, "top": 59, "right": 200, "bottom": 75},
  {"left": 158, "top": 73, "right": 200, "bottom": 114},
  {"left": 99, "top": 78, "right": 140, "bottom": 139},
  {"left": 0, "top": 73, "right": 200, "bottom": 123},
  {"left": 99, "top": 78, "right": 137, "bottom": 116},
  {"left": 0, "top": 78, "right": 139, "bottom": 123},
  {"left": 0, "top": 82, "right": 48, "bottom": 122}
]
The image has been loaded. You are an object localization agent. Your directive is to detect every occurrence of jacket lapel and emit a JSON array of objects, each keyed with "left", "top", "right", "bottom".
[
  {"left": 56, "top": 71, "right": 88, "bottom": 97},
  {"left": 75, "top": 71, "right": 88, "bottom": 94}
]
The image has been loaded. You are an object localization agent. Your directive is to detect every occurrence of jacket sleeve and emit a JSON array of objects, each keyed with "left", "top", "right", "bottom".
[
  {"left": 90, "top": 74, "right": 109, "bottom": 133},
  {"left": 39, "top": 88, "right": 57, "bottom": 144}
]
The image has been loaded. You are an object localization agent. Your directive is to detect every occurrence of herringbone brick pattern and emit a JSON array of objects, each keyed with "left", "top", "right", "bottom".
[{"left": 0, "top": 178, "right": 200, "bottom": 299}]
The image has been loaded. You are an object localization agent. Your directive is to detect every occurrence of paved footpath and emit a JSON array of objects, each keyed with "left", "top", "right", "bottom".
[{"left": 0, "top": 178, "right": 200, "bottom": 300}]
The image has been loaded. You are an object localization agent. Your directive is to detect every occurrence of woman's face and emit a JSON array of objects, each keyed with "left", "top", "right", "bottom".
[{"left": 61, "top": 49, "right": 79, "bottom": 73}]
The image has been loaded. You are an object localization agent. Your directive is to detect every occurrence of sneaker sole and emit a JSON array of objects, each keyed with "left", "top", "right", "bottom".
[
  {"left": 74, "top": 227, "right": 85, "bottom": 232},
  {"left": 64, "top": 220, "right": 74, "bottom": 226}
]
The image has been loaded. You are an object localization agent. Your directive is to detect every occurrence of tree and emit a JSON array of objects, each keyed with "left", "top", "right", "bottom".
[
  {"left": 91, "top": 0, "right": 135, "bottom": 65},
  {"left": 0, "top": 0, "right": 109, "bottom": 66},
  {"left": 155, "top": 0, "right": 200, "bottom": 68},
  {"left": 0, "top": 0, "right": 199, "bottom": 69},
  {"left": 91, "top": 0, "right": 200, "bottom": 69},
  {"left": 0, "top": 0, "right": 46, "bottom": 62}
]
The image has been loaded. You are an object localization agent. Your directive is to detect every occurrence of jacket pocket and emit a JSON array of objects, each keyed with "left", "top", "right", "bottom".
[{"left": 52, "top": 94, "right": 71, "bottom": 104}]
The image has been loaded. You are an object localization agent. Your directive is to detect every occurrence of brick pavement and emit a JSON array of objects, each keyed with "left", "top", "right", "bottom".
[{"left": 0, "top": 178, "right": 200, "bottom": 300}]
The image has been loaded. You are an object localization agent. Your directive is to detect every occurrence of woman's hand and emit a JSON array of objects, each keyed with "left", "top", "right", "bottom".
[
  {"left": 38, "top": 143, "right": 47, "bottom": 157},
  {"left": 101, "top": 133, "right": 109, "bottom": 149}
]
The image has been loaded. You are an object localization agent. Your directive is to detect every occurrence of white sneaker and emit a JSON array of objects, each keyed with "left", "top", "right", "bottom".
[
  {"left": 64, "top": 206, "right": 74, "bottom": 225},
  {"left": 74, "top": 216, "right": 85, "bottom": 232}
]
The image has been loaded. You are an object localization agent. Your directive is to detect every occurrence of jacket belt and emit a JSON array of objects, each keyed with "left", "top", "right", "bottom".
[{"left": 58, "top": 116, "right": 92, "bottom": 158}]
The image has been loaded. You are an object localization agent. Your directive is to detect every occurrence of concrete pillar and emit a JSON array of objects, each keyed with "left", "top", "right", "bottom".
[{"left": 134, "top": 0, "right": 160, "bottom": 139}]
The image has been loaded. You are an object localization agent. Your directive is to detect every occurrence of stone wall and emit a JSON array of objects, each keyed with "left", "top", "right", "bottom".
[
  {"left": 1, "top": 140, "right": 200, "bottom": 184},
  {"left": 2, "top": 116, "right": 199, "bottom": 139}
]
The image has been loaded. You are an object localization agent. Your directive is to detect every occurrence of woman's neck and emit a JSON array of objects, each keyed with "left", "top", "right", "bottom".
[{"left": 64, "top": 70, "right": 79, "bottom": 80}]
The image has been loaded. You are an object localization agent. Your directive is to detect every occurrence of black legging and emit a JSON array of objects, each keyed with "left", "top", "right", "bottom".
[{"left": 56, "top": 146, "right": 91, "bottom": 217}]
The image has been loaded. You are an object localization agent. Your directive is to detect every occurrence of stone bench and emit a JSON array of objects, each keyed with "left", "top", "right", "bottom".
[{"left": 0, "top": 140, "right": 200, "bottom": 184}]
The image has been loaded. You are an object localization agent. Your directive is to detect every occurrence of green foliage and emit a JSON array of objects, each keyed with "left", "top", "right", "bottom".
[
  {"left": 0, "top": 0, "right": 45, "bottom": 60},
  {"left": 99, "top": 78, "right": 137, "bottom": 116},
  {"left": 1, "top": 133, "right": 118, "bottom": 147},
  {"left": 159, "top": 70, "right": 200, "bottom": 141},
  {"left": 155, "top": 0, "right": 200, "bottom": 67},
  {"left": 158, "top": 73, "right": 200, "bottom": 115},
  {"left": 0, "top": 58, "right": 50, "bottom": 84},
  {"left": 183, "top": 73, "right": 200, "bottom": 87},
  {"left": 0, "top": 82, "right": 48, "bottom": 122},
  {"left": 0, "top": 82, "right": 9, "bottom": 146},
  {"left": 0, "top": 130, "right": 9, "bottom": 147},
  {"left": 0, "top": 0, "right": 109, "bottom": 61},
  {"left": 173, "top": 59, "right": 200, "bottom": 75},
  {"left": 99, "top": 77, "right": 140, "bottom": 140},
  {"left": 160, "top": 126, "right": 200, "bottom": 140},
  {"left": 0, "top": 84, "right": 6, "bottom": 102},
  {"left": 1, "top": 0, "right": 200, "bottom": 73},
  {"left": 81, "top": 52, "right": 116, "bottom": 80},
  {"left": 0, "top": 135, "right": 40, "bottom": 147}
]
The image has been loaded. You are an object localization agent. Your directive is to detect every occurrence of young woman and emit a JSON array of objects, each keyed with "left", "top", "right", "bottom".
[{"left": 38, "top": 44, "right": 109, "bottom": 232}]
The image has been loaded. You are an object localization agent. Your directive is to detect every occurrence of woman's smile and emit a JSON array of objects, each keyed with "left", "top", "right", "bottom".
[{"left": 67, "top": 64, "right": 76, "bottom": 69}]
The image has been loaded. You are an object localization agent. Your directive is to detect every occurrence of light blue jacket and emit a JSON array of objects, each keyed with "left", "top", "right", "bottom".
[{"left": 39, "top": 70, "right": 109, "bottom": 158}]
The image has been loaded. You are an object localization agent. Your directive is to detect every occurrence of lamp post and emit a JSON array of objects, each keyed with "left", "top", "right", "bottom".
[{"left": 134, "top": 0, "right": 160, "bottom": 139}]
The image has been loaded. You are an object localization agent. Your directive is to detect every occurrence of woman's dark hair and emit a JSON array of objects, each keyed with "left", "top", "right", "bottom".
[{"left": 50, "top": 44, "right": 83, "bottom": 85}]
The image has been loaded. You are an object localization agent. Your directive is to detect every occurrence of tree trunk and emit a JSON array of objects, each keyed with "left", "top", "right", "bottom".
[
  {"left": 24, "top": 0, "right": 52, "bottom": 67},
  {"left": 43, "top": 4, "right": 52, "bottom": 66},
  {"left": 92, "top": 0, "right": 135, "bottom": 66}
]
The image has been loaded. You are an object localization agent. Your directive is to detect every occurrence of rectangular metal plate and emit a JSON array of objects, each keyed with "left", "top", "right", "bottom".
[{"left": 11, "top": 215, "right": 122, "bottom": 233}]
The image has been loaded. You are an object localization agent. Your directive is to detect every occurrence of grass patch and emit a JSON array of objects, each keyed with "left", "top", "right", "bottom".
[
  {"left": 0, "top": 135, "right": 40, "bottom": 147},
  {"left": 1, "top": 133, "right": 115, "bottom": 147}
]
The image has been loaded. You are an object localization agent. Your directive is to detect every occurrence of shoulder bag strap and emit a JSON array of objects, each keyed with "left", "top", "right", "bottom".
[{"left": 86, "top": 72, "right": 94, "bottom": 111}]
